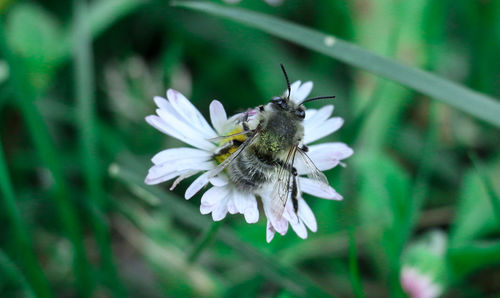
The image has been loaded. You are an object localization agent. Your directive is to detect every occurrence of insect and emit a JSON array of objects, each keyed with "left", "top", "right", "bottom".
[{"left": 192, "top": 65, "right": 335, "bottom": 219}]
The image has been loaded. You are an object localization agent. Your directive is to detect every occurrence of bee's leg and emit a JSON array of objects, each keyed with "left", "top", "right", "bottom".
[
  {"left": 291, "top": 167, "right": 299, "bottom": 213},
  {"left": 242, "top": 122, "right": 250, "bottom": 131},
  {"left": 241, "top": 110, "right": 252, "bottom": 131},
  {"left": 299, "top": 144, "right": 309, "bottom": 152}
]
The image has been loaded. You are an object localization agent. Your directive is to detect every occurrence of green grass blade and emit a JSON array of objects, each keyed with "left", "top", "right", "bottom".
[
  {"left": 448, "top": 240, "right": 500, "bottom": 278},
  {"left": 0, "top": 139, "right": 53, "bottom": 298},
  {"left": 188, "top": 221, "right": 223, "bottom": 263},
  {"left": 0, "top": 21, "right": 94, "bottom": 297},
  {"left": 109, "top": 163, "right": 331, "bottom": 297},
  {"left": 348, "top": 228, "right": 365, "bottom": 298},
  {"left": 469, "top": 153, "right": 500, "bottom": 225},
  {"left": 74, "top": 0, "right": 102, "bottom": 207},
  {"left": 72, "top": 0, "right": 126, "bottom": 295},
  {"left": 0, "top": 250, "right": 37, "bottom": 298},
  {"left": 57, "top": 0, "right": 147, "bottom": 63},
  {"left": 173, "top": 1, "right": 500, "bottom": 129}
]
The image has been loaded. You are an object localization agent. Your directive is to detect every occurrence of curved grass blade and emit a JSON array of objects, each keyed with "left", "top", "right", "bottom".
[{"left": 173, "top": 1, "right": 500, "bottom": 129}]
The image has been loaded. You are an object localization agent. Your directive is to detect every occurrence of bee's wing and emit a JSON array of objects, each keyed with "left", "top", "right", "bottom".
[
  {"left": 270, "top": 145, "right": 297, "bottom": 220},
  {"left": 185, "top": 128, "right": 260, "bottom": 199},
  {"left": 296, "top": 146, "right": 331, "bottom": 191}
]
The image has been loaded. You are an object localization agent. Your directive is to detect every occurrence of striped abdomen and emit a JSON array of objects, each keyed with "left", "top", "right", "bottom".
[{"left": 227, "top": 146, "right": 277, "bottom": 192}]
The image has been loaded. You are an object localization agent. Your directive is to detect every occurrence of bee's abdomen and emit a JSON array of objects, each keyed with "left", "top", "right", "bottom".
[{"left": 228, "top": 149, "right": 274, "bottom": 191}]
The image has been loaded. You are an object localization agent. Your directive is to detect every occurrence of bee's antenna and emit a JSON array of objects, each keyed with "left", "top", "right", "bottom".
[
  {"left": 300, "top": 95, "right": 336, "bottom": 105},
  {"left": 280, "top": 64, "right": 291, "bottom": 100}
]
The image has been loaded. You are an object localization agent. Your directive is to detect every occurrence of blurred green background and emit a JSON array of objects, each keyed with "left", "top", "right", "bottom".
[{"left": 1, "top": 0, "right": 500, "bottom": 297}]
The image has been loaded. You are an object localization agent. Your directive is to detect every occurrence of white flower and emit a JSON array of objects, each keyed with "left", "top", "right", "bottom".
[
  {"left": 145, "top": 82, "right": 353, "bottom": 242},
  {"left": 400, "top": 267, "right": 443, "bottom": 298}
]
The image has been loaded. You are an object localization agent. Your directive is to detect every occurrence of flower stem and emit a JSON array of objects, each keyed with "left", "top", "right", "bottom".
[{"left": 188, "top": 221, "right": 223, "bottom": 263}]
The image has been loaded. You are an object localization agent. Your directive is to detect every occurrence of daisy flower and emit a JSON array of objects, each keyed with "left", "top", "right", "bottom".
[{"left": 145, "top": 81, "right": 353, "bottom": 242}]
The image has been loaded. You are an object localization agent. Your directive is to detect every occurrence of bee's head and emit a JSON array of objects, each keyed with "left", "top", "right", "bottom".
[
  {"left": 269, "top": 96, "right": 306, "bottom": 119},
  {"left": 268, "top": 64, "right": 334, "bottom": 121}
]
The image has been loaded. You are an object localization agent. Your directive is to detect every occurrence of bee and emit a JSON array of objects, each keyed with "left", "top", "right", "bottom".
[{"left": 191, "top": 65, "right": 335, "bottom": 219}]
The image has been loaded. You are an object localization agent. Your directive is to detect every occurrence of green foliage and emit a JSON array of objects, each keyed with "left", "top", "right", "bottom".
[
  {"left": 5, "top": 3, "right": 64, "bottom": 91},
  {"left": 0, "top": 0, "right": 499, "bottom": 296},
  {"left": 356, "top": 152, "right": 411, "bottom": 295},
  {"left": 451, "top": 163, "right": 500, "bottom": 245}
]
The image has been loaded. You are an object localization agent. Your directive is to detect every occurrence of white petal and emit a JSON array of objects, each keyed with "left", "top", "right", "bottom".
[
  {"left": 266, "top": 221, "right": 276, "bottom": 243},
  {"left": 146, "top": 160, "right": 212, "bottom": 179},
  {"left": 200, "top": 204, "right": 212, "bottom": 215},
  {"left": 233, "top": 193, "right": 252, "bottom": 214},
  {"left": 296, "top": 143, "right": 353, "bottom": 173},
  {"left": 304, "top": 105, "right": 333, "bottom": 129},
  {"left": 233, "top": 193, "right": 259, "bottom": 223},
  {"left": 298, "top": 199, "right": 317, "bottom": 232},
  {"left": 304, "top": 117, "right": 344, "bottom": 144},
  {"left": 311, "top": 142, "right": 354, "bottom": 160},
  {"left": 283, "top": 80, "right": 301, "bottom": 99},
  {"left": 209, "top": 175, "right": 228, "bottom": 187},
  {"left": 153, "top": 94, "right": 217, "bottom": 148},
  {"left": 151, "top": 147, "right": 211, "bottom": 165},
  {"left": 209, "top": 100, "right": 227, "bottom": 134},
  {"left": 166, "top": 89, "right": 217, "bottom": 138},
  {"left": 289, "top": 81, "right": 301, "bottom": 96},
  {"left": 169, "top": 170, "right": 199, "bottom": 190},
  {"left": 185, "top": 154, "right": 236, "bottom": 199},
  {"left": 304, "top": 108, "right": 317, "bottom": 121},
  {"left": 291, "top": 220, "right": 308, "bottom": 239},
  {"left": 261, "top": 193, "right": 288, "bottom": 234},
  {"left": 272, "top": 217, "right": 288, "bottom": 235},
  {"left": 185, "top": 171, "right": 211, "bottom": 199},
  {"left": 200, "top": 186, "right": 230, "bottom": 206},
  {"left": 153, "top": 96, "right": 170, "bottom": 110},
  {"left": 299, "top": 177, "right": 343, "bottom": 200},
  {"left": 145, "top": 169, "right": 186, "bottom": 185},
  {"left": 244, "top": 202, "right": 259, "bottom": 224},
  {"left": 145, "top": 161, "right": 212, "bottom": 185},
  {"left": 281, "top": 199, "right": 299, "bottom": 224},
  {"left": 227, "top": 198, "right": 238, "bottom": 214},
  {"left": 156, "top": 108, "right": 216, "bottom": 150},
  {"left": 212, "top": 195, "right": 229, "bottom": 221},
  {"left": 292, "top": 81, "right": 313, "bottom": 103},
  {"left": 145, "top": 115, "right": 215, "bottom": 151}
]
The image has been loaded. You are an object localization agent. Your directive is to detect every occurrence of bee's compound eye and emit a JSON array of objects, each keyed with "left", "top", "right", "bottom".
[
  {"left": 271, "top": 97, "right": 288, "bottom": 110},
  {"left": 295, "top": 109, "right": 305, "bottom": 119}
]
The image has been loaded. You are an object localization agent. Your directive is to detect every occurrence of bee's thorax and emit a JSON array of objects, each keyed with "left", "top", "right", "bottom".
[{"left": 258, "top": 108, "right": 304, "bottom": 155}]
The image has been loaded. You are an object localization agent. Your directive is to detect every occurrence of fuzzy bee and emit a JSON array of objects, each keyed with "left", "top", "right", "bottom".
[{"left": 188, "top": 65, "right": 335, "bottom": 220}]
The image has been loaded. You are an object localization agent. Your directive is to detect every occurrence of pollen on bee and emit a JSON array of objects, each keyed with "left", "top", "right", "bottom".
[
  {"left": 214, "top": 147, "right": 238, "bottom": 163},
  {"left": 214, "top": 126, "right": 248, "bottom": 164}
]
